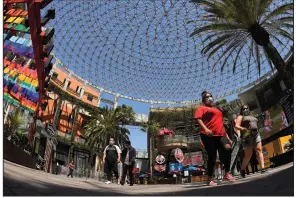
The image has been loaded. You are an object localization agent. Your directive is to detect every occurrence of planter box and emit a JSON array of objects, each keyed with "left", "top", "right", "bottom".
[
  {"left": 191, "top": 175, "right": 208, "bottom": 182},
  {"left": 191, "top": 176, "right": 202, "bottom": 182}
]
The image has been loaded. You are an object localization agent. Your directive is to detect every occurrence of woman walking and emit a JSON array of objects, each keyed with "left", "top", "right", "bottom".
[
  {"left": 235, "top": 105, "right": 268, "bottom": 178},
  {"left": 194, "top": 91, "right": 235, "bottom": 186}
]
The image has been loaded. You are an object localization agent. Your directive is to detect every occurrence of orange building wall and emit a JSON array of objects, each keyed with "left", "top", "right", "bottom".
[
  {"left": 54, "top": 67, "right": 68, "bottom": 83},
  {"left": 39, "top": 65, "right": 101, "bottom": 140}
]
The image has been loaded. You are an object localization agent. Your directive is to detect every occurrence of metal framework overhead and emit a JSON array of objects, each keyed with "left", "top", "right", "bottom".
[{"left": 47, "top": 0, "right": 292, "bottom": 103}]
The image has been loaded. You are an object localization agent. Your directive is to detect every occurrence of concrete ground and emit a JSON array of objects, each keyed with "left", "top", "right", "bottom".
[{"left": 3, "top": 160, "right": 294, "bottom": 196}]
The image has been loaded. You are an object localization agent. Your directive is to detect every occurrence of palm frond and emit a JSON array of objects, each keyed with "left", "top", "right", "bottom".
[
  {"left": 190, "top": 23, "right": 245, "bottom": 37},
  {"left": 232, "top": 43, "right": 245, "bottom": 73},
  {"left": 254, "top": 44, "right": 261, "bottom": 76},
  {"left": 189, "top": 0, "right": 293, "bottom": 75},
  {"left": 247, "top": 40, "right": 254, "bottom": 79},
  {"left": 261, "top": 3, "right": 293, "bottom": 24},
  {"left": 264, "top": 22, "right": 293, "bottom": 41}
]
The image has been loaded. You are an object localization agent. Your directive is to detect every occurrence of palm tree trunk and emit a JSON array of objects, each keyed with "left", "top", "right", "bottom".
[
  {"left": 264, "top": 42, "right": 293, "bottom": 89},
  {"left": 4, "top": 104, "right": 10, "bottom": 125},
  {"left": 149, "top": 136, "right": 153, "bottom": 180}
]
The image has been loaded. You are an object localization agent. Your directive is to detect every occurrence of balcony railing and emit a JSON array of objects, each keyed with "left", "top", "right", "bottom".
[
  {"left": 51, "top": 77, "right": 64, "bottom": 87},
  {"left": 66, "top": 87, "right": 80, "bottom": 97}
]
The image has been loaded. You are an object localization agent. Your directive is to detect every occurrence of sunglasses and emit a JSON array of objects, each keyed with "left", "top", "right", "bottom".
[
  {"left": 204, "top": 95, "right": 212, "bottom": 98},
  {"left": 243, "top": 108, "right": 249, "bottom": 110}
]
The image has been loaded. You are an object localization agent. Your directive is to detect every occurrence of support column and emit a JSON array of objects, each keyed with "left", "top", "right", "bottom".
[
  {"left": 96, "top": 88, "right": 103, "bottom": 108},
  {"left": 63, "top": 72, "right": 72, "bottom": 90},
  {"left": 113, "top": 94, "right": 119, "bottom": 109},
  {"left": 80, "top": 81, "right": 87, "bottom": 99}
]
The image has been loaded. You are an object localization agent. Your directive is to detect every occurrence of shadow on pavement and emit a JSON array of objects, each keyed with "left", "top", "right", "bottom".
[
  {"left": 151, "top": 166, "right": 294, "bottom": 196},
  {"left": 4, "top": 166, "right": 293, "bottom": 196}
]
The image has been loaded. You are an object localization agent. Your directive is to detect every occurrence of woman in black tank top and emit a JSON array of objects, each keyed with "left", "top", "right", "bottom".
[{"left": 235, "top": 105, "right": 268, "bottom": 178}]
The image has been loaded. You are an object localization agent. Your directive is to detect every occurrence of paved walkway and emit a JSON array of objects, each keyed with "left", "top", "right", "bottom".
[{"left": 4, "top": 160, "right": 294, "bottom": 196}]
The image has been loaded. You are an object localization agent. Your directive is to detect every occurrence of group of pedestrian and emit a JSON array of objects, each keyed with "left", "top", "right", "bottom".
[
  {"left": 65, "top": 138, "right": 136, "bottom": 186},
  {"left": 103, "top": 138, "right": 136, "bottom": 186},
  {"left": 195, "top": 91, "right": 268, "bottom": 186}
]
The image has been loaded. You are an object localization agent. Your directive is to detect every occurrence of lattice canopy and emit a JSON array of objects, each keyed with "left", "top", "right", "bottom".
[{"left": 47, "top": 0, "right": 293, "bottom": 102}]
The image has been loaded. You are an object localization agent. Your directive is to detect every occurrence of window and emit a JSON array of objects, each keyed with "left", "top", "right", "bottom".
[
  {"left": 51, "top": 72, "right": 58, "bottom": 80},
  {"left": 67, "top": 81, "right": 71, "bottom": 88},
  {"left": 87, "top": 95, "right": 93, "bottom": 102},
  {"left": 76, "top": 86, "right": 81, "bottom": 94}
]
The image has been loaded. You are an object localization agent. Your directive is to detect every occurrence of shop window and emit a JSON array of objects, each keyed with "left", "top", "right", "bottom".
[{"left": 51, "top": 72, "right": 58, "bottom": 80}]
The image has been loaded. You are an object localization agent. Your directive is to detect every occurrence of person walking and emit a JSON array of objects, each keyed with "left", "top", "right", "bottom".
[
  {"left": 67, "top": 160, "right": 75, "bottom": 178},
  {"left": 194, "top": 91, "right": 235, "bottom": 186},
  {"left": 120, "top": 140, "right": 136, "bottom": 186},
  {"left": 230, "top": 114, "right": 242, "bottom": 176},
  {"left": 103, "top": 137, "right": 121, "bottom": 184},
  {"left": 235, "top": 105, "right": 268, "bottom": 178}
]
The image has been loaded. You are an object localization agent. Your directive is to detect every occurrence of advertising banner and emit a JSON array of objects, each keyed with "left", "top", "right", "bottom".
[{"left": 182, "top": 151, "right": 204, "bottom": 167}]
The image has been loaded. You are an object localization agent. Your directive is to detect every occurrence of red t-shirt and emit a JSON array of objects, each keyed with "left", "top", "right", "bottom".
[{"left": 194, "top": 105, "right": 226, "bottom": 136}]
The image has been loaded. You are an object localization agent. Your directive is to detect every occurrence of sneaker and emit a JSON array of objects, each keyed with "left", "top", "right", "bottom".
[
  {"left": 217, "top": 174, "right": 223, "bottom": 181},
  {"left": 208, "top": 180, "right": 218, "bottom": 186},
  {"left": 129, "top": 184, "right": 134, "bottom": 186},
  {"left": 224, "top": 173, "right": 236, "bottom": 181},
  {"left": 105, "top": 181, "right": 112, "bottom": 184},
  {"left": 261, "top": 169, "right": 269, "bottom": 174}
]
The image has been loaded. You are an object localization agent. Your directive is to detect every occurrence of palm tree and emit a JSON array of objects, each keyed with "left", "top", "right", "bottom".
[
  {"left": 84, "top": 106, "right": 130, "bottom": 150},
  {"left": 7, "top": 108, "right": 25, "bottom": 141},
  {"left": 116, "top": 104, "right": 136, "bottom": 125},
  {"left": 140, "top": 120, "right": 161, "bottom": 179},
  {"left": 189, "top": 0, "right": 293, "bottom": 88}
]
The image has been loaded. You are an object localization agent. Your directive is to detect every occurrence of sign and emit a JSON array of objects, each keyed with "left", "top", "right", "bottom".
[
  {"left": 154, "top": 164, "right": 166, "bottom": 172},
  {"left": 169, "top": 163, "right": 183, "bottom": 171},
  {"left": 172, "top": 148, "right": 184, "bottom": 163},
  {"left": 182, "top": 152, "right": 204, "bottom": 166},
  {"left": 155, "top": 155, "right": 165, "bottom": 164},
  {"left": 184, "top": 170, "right": 189, "bottom": 177},
  {"left": 279, "top": 90, "right": 293, "bottom": 123},
  {"left": 45, "top": 123, "right": 56, "bottom": 137}
]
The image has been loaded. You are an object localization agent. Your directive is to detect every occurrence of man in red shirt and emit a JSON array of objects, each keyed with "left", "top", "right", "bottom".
[{"left": 195, "top": 91, "right": 235, "bottom": 186}]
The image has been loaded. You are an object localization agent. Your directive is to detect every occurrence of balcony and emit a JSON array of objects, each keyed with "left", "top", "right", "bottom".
[
  {"left": 66, "top": 87, "right": 80, "bottom": 97},
  {"left": 157, "top": 135, "right": 188, "bottom": 152},
  {"left": 51, "top": 77, "right": 64, "bottom": 87}
]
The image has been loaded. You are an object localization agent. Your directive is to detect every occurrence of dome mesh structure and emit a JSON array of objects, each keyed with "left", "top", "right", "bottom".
[{"left": 47, "top": 0, "right": 293, "bottom": 103}]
